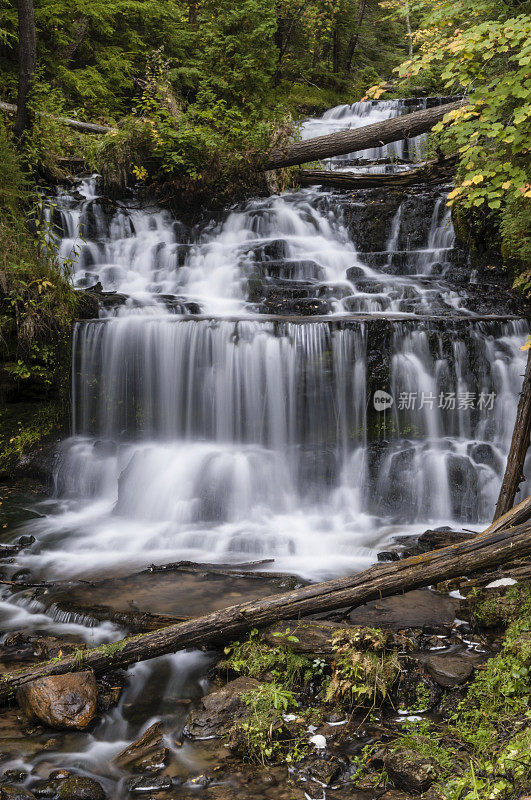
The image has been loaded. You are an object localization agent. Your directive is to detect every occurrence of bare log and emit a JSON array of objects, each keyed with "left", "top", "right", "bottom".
[
  {"left": 266, "top": 100, "right": 465, "bottom": 169},
  {"left": 297, "top": 155, "right": 458, "bottom": 189},
  {"left": 0, "top": 101, "right": 113, "bottom": 134},
  {"left": 0, "top": 517, "right": 530, "bottom": 705},
  {"left": 494, "top": 349, "right": 531, "bottom": 520}
]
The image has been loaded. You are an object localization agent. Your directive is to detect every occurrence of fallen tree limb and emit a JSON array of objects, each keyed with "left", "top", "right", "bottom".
[
  {"left": 297, "top": 154, "right": 458, "bottom": 189},
  {"left": 266, "top": 99, "right": 465, "bottom": 169},
  {"left": 0, "top": 510, "right": 529, "bottom": 705},
  {"left": 494, "top": 348, "right": 531, "bottom": 520},
  {"left": 0, "top": 100, "right": 113, "bottom": 134}
]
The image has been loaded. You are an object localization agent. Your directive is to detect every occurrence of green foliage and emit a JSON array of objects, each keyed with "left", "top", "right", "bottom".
[
  {"left": 231, "top": 682, "right": 310, "bottom": 764},
  {"left": 222, "top": 627, "right": 313, "bottom": 690},
  {"left": 375, "top": 0, "right": 531, "bottom": 275},
  {"left": 324, "top": 627, "right": 400, "bottom": 708},
  {"left": 469, "top": 584, "right": 531, "bottom": 629},
  {"left": 0, "top": 122, "right": 79, "bottom": 357},
  {"left": 0, "top": 403, "right": 61, "bottom": 476},
  {"left": 389, "top": 596, "right": 531, "bottom": 800}
]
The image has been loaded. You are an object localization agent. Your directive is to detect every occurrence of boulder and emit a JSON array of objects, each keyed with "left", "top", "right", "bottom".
[
  {"left": 349, "top": 589, "right": 459, "bottom": 634},
  {"left": 16, "top": 671, "right": 98, "bottom": 731},
  {"left": 384, "top": 749, "right": 440, "bottom": 793},
  {"left": 425, "top": 654, "right": 474, "bottom": 688},
  {"left": 184, "top": 677, "right": 260, "bottom": 740},
  {"left": 0, "top": 787, "right": 37, "bottom": 800},
  {"left": 113, "top": 722, "right": 165, "bottom": 771},
  {"left": 56, "top": 777, "right": 105, "bottom": 800}
]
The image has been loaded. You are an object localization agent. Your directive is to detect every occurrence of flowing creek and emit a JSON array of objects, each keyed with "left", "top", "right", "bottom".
[{"left": 0, "top": 98, "right": 529, "bottom": 797}]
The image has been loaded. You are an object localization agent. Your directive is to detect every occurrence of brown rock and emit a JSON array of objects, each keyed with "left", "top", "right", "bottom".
[
  {"left": 424, "top": 654, "right": 474, "bottom": 687},
  {"left": 114, "top": 721, "right": 164, "bottom": 770},
  {"left": 350, "top": 589, "right": 459, "bottom": 633},
  {"left": 16, "top": 671, "right": 97, "bottom": 731},
  {"left": 384, "top": 749, "right": 440, "bottom": 793},
  {"left": 184, "top": 677, "right": 260, "bottom": 740}
]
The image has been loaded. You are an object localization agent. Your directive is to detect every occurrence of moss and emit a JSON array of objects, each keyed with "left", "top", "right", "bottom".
[
  {"left": 469, "top": 584, "right": 531, "bottom": 629},
  {"left": 0, "top": 402, "right": 64, "bottom": 478}
]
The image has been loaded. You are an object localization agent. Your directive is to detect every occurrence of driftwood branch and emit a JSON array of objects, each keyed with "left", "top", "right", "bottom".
[
  {"left": 266, "top": 99, "right": 465, "bottom": 169},
  {"left": 494, "top": 349, "right": 531, "bottom": 520},
  {"left": 0, "top": 101, "right": 113, "bottom": 134},
  {"left": 0, "top": 504, "right": 529, "bottom": 705},
  {"left": 297, "top": 154, "right": 457, "bottom": 189}
]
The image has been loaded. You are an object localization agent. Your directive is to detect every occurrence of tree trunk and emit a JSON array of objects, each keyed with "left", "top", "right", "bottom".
[
  {"left": 0, "top": 513, "right": 529, "bottom": 705},
  {"left": 1, "top": 101, "right": 112, "bottom": 134},
  {"left": 266, "top": 99, "right": 464, "bottom": 169},
  {"left": 297, "top": 154, "right": 457, "bottom": 189},
  {"left": 494, "top": 348, "right": 531, "bottom": 520},
  {"left": 14, "top": 0, "right": 36, "bottom": 141},
  {"left": 345, "top": 0, "right": 367, "bottom": 72},
  {"left": 485, "top": 494, "right": 531, "bottom": 535}
]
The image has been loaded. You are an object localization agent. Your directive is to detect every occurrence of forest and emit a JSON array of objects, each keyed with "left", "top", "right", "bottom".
[{"left": 0, "top": 1, "right": 530, "bottom": 800}]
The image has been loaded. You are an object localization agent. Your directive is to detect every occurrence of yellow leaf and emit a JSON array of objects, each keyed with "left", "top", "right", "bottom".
[
  {"left": 472, "top": 174, "right": 484, "bottom": 184},
  {"left": 520, "top": 342, "right": 531, "bottom": 351},
  {"left": 502, "top": 181, "right": 512, "bottom": 190}
]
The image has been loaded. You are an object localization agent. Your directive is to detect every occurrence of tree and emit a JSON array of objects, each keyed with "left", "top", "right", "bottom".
[{"left": 14, "top": 0, "right": 36, "bottom": 140}]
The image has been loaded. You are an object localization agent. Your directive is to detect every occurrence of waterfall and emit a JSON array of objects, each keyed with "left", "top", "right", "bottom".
[{"left": 11, "top": 97, "right": 528, "bottom": 585}]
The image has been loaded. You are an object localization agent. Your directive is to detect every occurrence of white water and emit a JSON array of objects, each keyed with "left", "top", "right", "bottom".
[{"left": 1, "top": 96, "right": 528, "bottom": 796}]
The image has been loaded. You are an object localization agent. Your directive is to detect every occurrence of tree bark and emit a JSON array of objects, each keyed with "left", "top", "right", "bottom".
[
  {"left": 266, "top": 99, "right": 464, "bottom": 169},
  {"left": 1, "top": 101, "right": 112, "bottom": 134},
  {"left": 345, "top": 0, "right": 368, "bottom": 72},
  {"left": 486, "top": 494, "right": 531, "bottom": 534},
  {"left": 494, "top": 348, "right": 531, "bottom": 520},
  {"left": 0, "top": 514, "right": 529, "bottom": 705},
  {"left": 14, "top": 0, "right": 37, "bottom": 140},
  {"left": 297, "top": 154, "right": 457, "bottom": 189}
]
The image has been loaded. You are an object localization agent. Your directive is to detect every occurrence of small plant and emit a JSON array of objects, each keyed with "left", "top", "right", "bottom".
[
  {"left": 231, "top": 682, "right": 309, "bottom": 764},
  {"left": 222, "top": 627, "right": 313, "bottom": 689},
  {"left": 324, "top": 628, "right": 400, "bottom": 709}
]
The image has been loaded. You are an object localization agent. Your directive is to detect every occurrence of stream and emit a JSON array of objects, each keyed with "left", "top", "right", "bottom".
[{"left": 0, "top": 97, "right": 529, "bottom": 798}]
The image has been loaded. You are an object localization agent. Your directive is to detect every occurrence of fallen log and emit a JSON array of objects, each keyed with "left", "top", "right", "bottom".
[
  {"left": 0, "top": 100, "right": 113, "bottom": 134},
  {"left": 266, "top": 99, "right": 465, "bottom": 169},
  {"left": 297, "top": 154, "right": 458, "bottom": 190},
  {"left": 0, "top": 513, "right": 529, "bottom": 705},
  {"left": 494, "top": 348, "right": 531, "bottom": 520}
]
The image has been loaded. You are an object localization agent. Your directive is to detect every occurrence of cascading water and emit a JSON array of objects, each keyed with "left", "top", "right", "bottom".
[{"left": 1, "top": 97, "right": 528, "bottom": 795}]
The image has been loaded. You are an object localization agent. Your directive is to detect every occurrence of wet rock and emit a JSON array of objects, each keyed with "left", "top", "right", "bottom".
[
  {"left": 425, "top": 654, "right": 474, "bottom": 687},
  {"left": 2, "top": 773, "right": 29, "bottom": 785},
  {"left": 56, "top": 777, "right": 105, "bottom": 800},
  {"left": 127, "top": 775, "right": 172, "bottom": 794},
  {"left": 416, "top": 528, "right": 473, "bottom": 553},
  {"left": 31, "top": 781, "right": 58, "bottom": 798},
  {"left": 377, "top": 551, "right": 400, "bottom": 562},
  {"left": 298, "top": 755, "right": 344, "bottom": 786},
  {"left": 48, "top": 771, "right": 71, "bottom": 781},
  {"left": 384, "top": 749, "right": 440, "bottom": 793},
  {"left": 349, "top": 589, "right": 459, "bottom": 634},
  {"left": 17, "top": 671, "right": 98, "bottom": 731},
  {"left": 0, "top": 787, "right": 37, "bottom": 800},
  {"left": 184, "top": 676, "right": 260, "bottom": 739},
  {"left": 394, "top": 659, "right": 441, "bottom": 711},
  {"left": 114, "top": 722, "right": 164, "bottom": 770}
]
